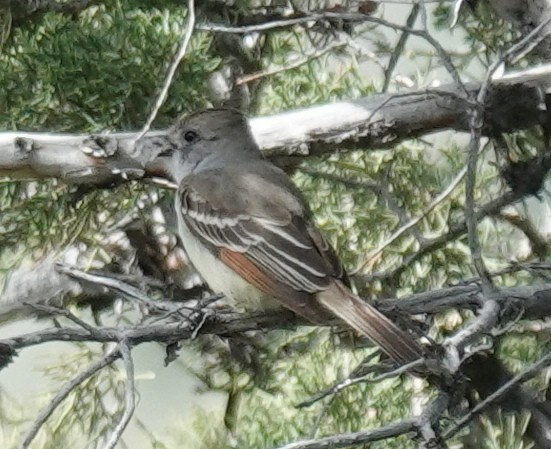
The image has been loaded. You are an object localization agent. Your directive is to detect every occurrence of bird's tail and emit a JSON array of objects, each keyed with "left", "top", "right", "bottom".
[{"left": 317, "top": 280, "right": 423, "bottom": 366}]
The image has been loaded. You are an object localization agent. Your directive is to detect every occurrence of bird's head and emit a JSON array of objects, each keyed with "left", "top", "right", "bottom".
[{"left": 152, "top": 108, "right": 262, "bottom": 183}]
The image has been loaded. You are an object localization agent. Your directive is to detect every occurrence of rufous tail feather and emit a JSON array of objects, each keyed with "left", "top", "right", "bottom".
[{"left": 317, "top": 280, "right": 423, "bottom": 366}]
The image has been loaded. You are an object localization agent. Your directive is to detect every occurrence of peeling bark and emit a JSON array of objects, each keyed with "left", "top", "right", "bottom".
[{"left": 0, "top": 70, "right": 548, "bottom": 185}]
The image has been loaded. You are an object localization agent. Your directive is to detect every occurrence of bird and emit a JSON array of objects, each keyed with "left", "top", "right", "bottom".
[{"left": 154, "top": 108, "right": 424, "bottom": 367}]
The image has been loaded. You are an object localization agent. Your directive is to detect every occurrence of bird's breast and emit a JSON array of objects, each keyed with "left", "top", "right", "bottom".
[{"left": 176, "top": 204, "right": 281, "bottom": 312}]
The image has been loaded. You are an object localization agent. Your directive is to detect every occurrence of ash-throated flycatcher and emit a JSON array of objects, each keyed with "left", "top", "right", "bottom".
[{"left": 155, "top": 109, "right": 422, "bottom": 366}]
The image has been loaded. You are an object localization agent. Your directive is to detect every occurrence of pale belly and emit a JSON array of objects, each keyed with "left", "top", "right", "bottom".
[{"left": 177, "top": 207, "right": 281, "bottom": 312}]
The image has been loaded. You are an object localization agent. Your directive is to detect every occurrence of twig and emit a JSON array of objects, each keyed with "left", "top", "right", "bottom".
[
  {"left": 237, "top": 40, "right": 347, "bottom": 85},
  {"left": 443, "top": 349, "right": 551, "bottom": 439},
  {"left": 134, "top": 0, "right": 196, "bottom": 142},
  {"left": 443, "top": 299, "right": 502, "bottom": 373},
  {"left": 297, "top": 357, "right": 421, "bottom": 409},
  {"left": 272, "top": 419, "right": 417, "bottom": 449},
  {"left": 356, "top": 164, "right": 468, "bottom": 273},
  {"left": 56, "top": 263, "right": 177, "bottom": 315},
  {"left": 22, "top": 302, "right": 98, "bottom": 333},
  {"left": 417, "top": 392, "right": 450, "bottom": 449},
  {"left": 498, "top": 209, "right": 549, "bottom": 259},
  {"left": 103, "top": 342, "right": 135, "bottom": 449},
  {"left": 190, "top": 309, "right": 210, "bottom": 339},
  {"left": 307, "top": 395, "right": 335, "bottom": 439},
  {"left": 18, "top": 347, "right": 122, "bottom": 449},
  {"left": 200, "top": 11, "right": 465, "bottom": 90},
  {"left": 509, "top": 18, "right": 551, "bottom": 65},
  {"left": 295, "top": 375, "right": 366, "bottom": 409},
  {"left": 465, "top": 69, "right": 492, "bottom": 291},
  {"left": 371, "top": 358, "right": 425, "bottom": 382},
  {"left": 367, "top": 191, "right": 521, "bottom": 284},
  {"left": 383, "top": 3, "right": 420, "bottom": 91}
]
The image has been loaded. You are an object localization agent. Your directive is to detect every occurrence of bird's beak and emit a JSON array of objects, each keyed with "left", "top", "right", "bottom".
[{"left": 144, "top": 143, "right": 177, "bottom": 184}]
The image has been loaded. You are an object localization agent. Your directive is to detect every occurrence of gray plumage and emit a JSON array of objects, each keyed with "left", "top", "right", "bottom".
[{"left": 157, "top": 108, "right": 423, "bottom": 366}]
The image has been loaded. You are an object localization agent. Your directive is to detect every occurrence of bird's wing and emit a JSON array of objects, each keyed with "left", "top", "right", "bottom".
[{"left": 178, "top": 166, "right": 337, "bottom": 291}]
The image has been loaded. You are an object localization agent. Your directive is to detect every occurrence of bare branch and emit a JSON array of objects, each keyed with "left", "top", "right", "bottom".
[
  {"left": 103, "top": 342, "right": 135, "bottom": 449},
  {"left": 23, "top": 302, "right": 99, "bottom": 333},
  {"left": 465, "top": 80, "right": 491, "bottom": 291},
  {"left": 356, "top": 164, "right": 468, "bottom": 273},
  {"left": 383, "top": 3, "right": 420, "bottom": 92},
  {"left": 444, "top": 299, "right": 500, "bottom": 356},
  {"left": 18, "top": 347, "right": 121, "bottom": 449},
  {"left": 4, "top": 279, "right": 551, "bottom": 356},
  {"left": 417, "top": 393, "right": 450, "bottom": 449},
  {"left": 297, "top": 357, "right": 423, "bottom": 409},
  {"left": 236, "top": 40, "right": 348, "bottom": 86},
  {"left": 272, "top": 419, "right": 417, "bottom": 449},
  {"left": 367, "top": 191, "right": 522, "bottom": 284},
  {"left": 135, "top": 0, "right": 196, "bottom": 142},
  {"left": 499, "top": 209, "right": 549, "bottom": 259},
  {"left": 0, "top": 78, "right": 544, "bottom": 185},
  {"left": 55, "top": 263, "right": 174, "bottom": 314}
]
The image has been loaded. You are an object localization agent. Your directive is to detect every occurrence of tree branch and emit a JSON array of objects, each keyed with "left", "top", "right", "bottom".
[
  {"left": 365, "top": 191, "right": 523, "bottom": 284},
  {"left": 0, "top": 71, "right": 546, "bottom": 184},
  {"left": 272, "top": 419, "right": 417, "bottom": 449},
  {"left": 103, "top": 342, "right": 135, "bottom": 449},
  {"left": 4, "top": 278, "right": 551, "bottom": 356},
  {"left": 18, "top": 346, "right": 121, "bottom": 449},
  {"left": 135, "top": 0, "right": 195, "bottom": 142}
]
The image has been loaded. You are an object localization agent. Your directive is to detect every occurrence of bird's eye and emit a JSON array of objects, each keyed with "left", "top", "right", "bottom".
[{"left": 184, "top": 130, "right": 198, "bottom": 143}]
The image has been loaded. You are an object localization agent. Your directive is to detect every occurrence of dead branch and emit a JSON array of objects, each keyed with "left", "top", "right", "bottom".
[
  {"left": 0, "top": 73, "right": 547, "bottom": 185},
  {"left": 5, "top": 277, "right": 551, "bottom": 355},
  {"left": 365, "top": 191, "right": 523, "bottom": 284},
  {"left": 272, "top": 419, "right": 417, "bottom": 449},
  {"left": 18, "top": 346, "right": 121, "bottom": 449},
  {"left": 498, "top": 209, "right": 549, "bottom": 259},
  {"left": 103, "top": 342, "right": 135, "bottom": 449}
]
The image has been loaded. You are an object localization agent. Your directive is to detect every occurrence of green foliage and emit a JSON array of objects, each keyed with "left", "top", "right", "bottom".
[
  {"left": 257, "top": 32, "right": 374, "bottom": 113},
  {"left": 0, "top": 0, "right": 217, "bottom": 270},
  {"left": 231, "top": 330, "right": 416, "bottom": 449},
  {"left": 461, "top": 411, "right": 534, "bottom": 449},
  {"left": 0, "top": 2, "right": 549, "bottom": 449},
  {"left": 38, "top": 347, "right": 127, "bottom": 449},
  {"left": 0, "top": 2, "right": 216, "bottom": 132}
]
